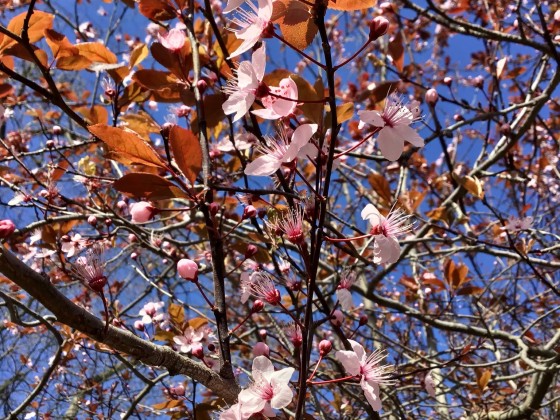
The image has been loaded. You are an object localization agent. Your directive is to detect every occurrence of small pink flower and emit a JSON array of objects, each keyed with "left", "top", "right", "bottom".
[
  {"left": 424, "top": 371, "right": 437, "bottom": 397},
  {"left": 253, "top": 342, "right": 270, "bottom": 357},
  {"left": 244, "top": 124, "right": 318, "bottom": 176},
  {"left": 244, "top": 272, "right": 281, "bottom": 305},
  {"left": 173, "top": 326, "right": 205, "bottom": 354},
  {"left": 157, "top": 28, "right": 186, "bottom": 52},
  {"left": 222, "top": 44, "right": 267, "bottom": 122},
  {"left": 252, "top": 77, "right": 298, "bottom": 120},
  {"left": 268, "top": 206, "right": 306, "bottom": 244},
  {"left": 61, "top": 233, "right": 87, "bottom": 258},
  {"left": 285, "top": 322, "right": 302, "bottom": 348},
  {"left": 238, "top": 356, "right": 294, "bottom": 417},
  {"left": 138, "top": 301, "right": 166, "bottom": 325},
  {"left": 219, "top": 402, "right": 246, "bottom": 420},
  {"left": 335, "top": 340, "right": 396, "bottom": 412},
  {"left": 72, "top": 243, "right": 107, "bottom": 293},
  {"left": 502, "top": 215, "right": 533, "bottom": 232},
  {"left": 0, "top": 219, "right": 16, "bottom": 238},
  {"left": 358, "top": 95, "right": 423, "bottom": 161},
  {"left": 228, "top": 0, "right": 273, "bottom": 58},
  {"left": 337, "top": 271, "right": 356, "bottom": 311},
  {"left": 362, "top": 204, "right": 412, "bottom": 265}
]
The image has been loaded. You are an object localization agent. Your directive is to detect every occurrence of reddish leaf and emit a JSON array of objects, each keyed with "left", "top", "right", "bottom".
[
  {"left": 169, "top": 125, "right": 202, "bottom": 184},
  {"left": 168, "top": 303, "right": 185, "bottom": 325},
  {"left": 457, "top": 285, "right": 484, "bottom": 296},
  {"left": 55, "top": 55, "right": 92, "bottom": 71},
  {"left": 368, "top": 172, "right": 392, "bottom": 204},
  {"left": 0, "top": 83, "right": 13, "bottom": 98},
  {"left": 275, "top": 0, "right": 318, "bottom": 51},
  {"left": 45, "top": 29, "right": 78, "bottom": 59},
  {"left": 138, "top": 0, "right": 177, "bottom": 21},
  {"left": 129, "top": 43, "right": 149, "bottom": 68},
  {"left": 75, "top": 42, "right": 118, "bottom": 64},
  {"left": 0, "top": 10, "right": 54, "bottom": 51},
  {"left": 476, "top": 368, "right": 492, "bottom": 391},
  {"left": 388, "top": 32, "right": 404, "bottom": 72},
  {"left": 2, "top": 44, "right": 48, "bottom": 67},
  {"left": 76, "top": 106, "right": 108, "bottom": 125},
  {"left": 327, "top": 0, "right": 376, "bottom": 11},
  {"left": 113, "top": 173, "right": 187, "bottom": 200},
  {"left": 132, "top": 69, "right": 179, "bottom": 90},
  {"left": 336, "top": 102, "right": 354, "bottom": 123},
  {"left": 89, "top": 124, "right": 166, "bottom": 168}
]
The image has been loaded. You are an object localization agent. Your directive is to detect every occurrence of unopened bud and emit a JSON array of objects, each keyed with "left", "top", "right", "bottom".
[
  {"left": 207, "top": 343, "right": 215, "bottom": 352},
  {"left": 554, "top": 9, "right": 560, "bottom": 24},
  {"left": 252, "top": 299, "right": 265, "bottom": 313},
  {"left": 499, "top": 122, "right": 511, "bottom": 136},
  {"left": 331, "top": 309, "right": 344, "bottom": 327},
  {"left": 208, "top": 202, "right": 220, "bottom": 216},
  {"left": 443, "top": 76, "right": 453, "bottom": 86},
  {"left": 319, "top": 339, "right": 332, "bottom": 356},
  {"left": 177, "top": 258, "right": 199, "bottom": 281},
  {"left": 369, "top": 16, "right": 389, "bottom": 40},
  {"left": 253, "top": 342, "right": 270, "bottom": 357},
  {"left": 380, "top": 2, "right": 394, "bottom": 13},
  {"left": 243, "top": 205, "right": 257, "bottom": 219},
  {"left": 425, "top": 88, "right": 439, "bottom": 106},
  {"left": 46, "top": 140, "right": 55, "bottom": 149},
  {"left": 170, "top": 384, "right": 186, "bottom": 398},
  {"left": 87, "top": 215, "right": 98, "bottom": 226},
  {"left": 196, "top": 79, "right": 207, "bottom": 93},
  {"left": 129, "top": 201, "right": 156, "bottom": 223},
  {"left": 259, "top": 329, "right": 267, "bottom": 339},
  {"left": 245, "top": 244, "right": 258, "bottom": 258},
  {"left": 359, "top": 314, "right": 368, "bottom": 326},
  {"left": 0, "top": 219, "right": 16, "bottom": 238},
  {"left": 52, "top": 125, "right": 63, "bottom": 135}
]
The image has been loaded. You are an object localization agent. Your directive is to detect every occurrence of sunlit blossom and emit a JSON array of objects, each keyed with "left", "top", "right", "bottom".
[
  {"left": 71, "top": 243, "right": 107, "bottom": 293},
  {"left": 228, "top": 0, "right": 273, "bottom": 58},
  {"left": 335, "top": 340, "right": 396, "bottom": 411},
  {"left": 244, "top": 272, "right": 281, "bottom": 305},
  {"left": 337, "top": 270, "right": 356, "bottom": 311},
  {"left": 268, "top": 206, "right": 306, "bottom": 244},
  {"left": 252, "top": 77, "right": 298, "bottom": 120},
  {"left": 173, "top": 326, "right": 205, "bottom": 354},
  {"left": 361, "top": 203, "right": 412, "bottom": 265},
  {"left": 358, "top": 95, "right": 423, "bottom": 161}
]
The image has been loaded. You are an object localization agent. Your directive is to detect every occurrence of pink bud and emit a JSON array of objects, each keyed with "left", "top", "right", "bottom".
[
  {"left": 359, "top": 314, "right": 368, "bottom": 326},
  {"left": 117, "top": 200, "right": 128, "bottom": 211},
  {"left": 252, "top": 299, "right": 265, "bottom": 313},
  {"left": 46, "top": 139, "right": 56, "bottom": 149},
  {"left": 157, "top": 28, "right": 186, "bottom": 53},
  {"left": 253, "top": 342, "right": 270, "bottom": 357},
  {"left": 0, "top": 219, "right": 16, "bottom": 238},
  {"left": 209, "top": 202, "right": 220, "bottom": 216},
  {"left": 369, "top": 16, "right": 389, "bottom": 40},
  {"left": 319, "top": 339, "right": 332, "bottom": 356},
  {"left": 129, "top": 201, "right": 156, "bottom": 223},
  {"left": 131, "top": 252, "right": 138, "bottom": 260},
  {"left": 128, "top": 233, "right": 137, "bottom": 243},
  {"left": 170, "top": 384, "right": 186, "bottom": 398},
  {"left": 331, "top": 309, "right": 344, "bottom": 327},
  {"left": 425, "top": 88, "right": 439, "bottom": 106},
  {"left": 134, "top": 320, "right": 144, "bottom": 331},
  {"left": 245, "top": 244, "right": 258, "bottom": 258},
  {"left": 177, "top": 258, "right": 199, "bottom": 281},
  {"left": 243, "top": 205, "right": 257, "bottom": 219},
  {"left": 443, "top": 76, "right": 453, "bottom": 86},
  {"left": 191, "top": 344, "right": 204, "bottom": 359},
  {"left": 259, "top": 329, "right": 267, "bottom": 339},
  {"left": 196, "top": 79, "right": 207, "bottom": 93},
  {"left": 87, "top": 215, "right": 97, "bottom": 226},
  {"left": 555, "top": 10, "right": 560, "bottom": 24},
  {"left": 52, "top": 125, "right": 63, "bottom": 135}
]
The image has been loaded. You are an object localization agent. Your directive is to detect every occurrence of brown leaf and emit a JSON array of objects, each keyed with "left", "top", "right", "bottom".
[
  {"left": 45, "top": 29, "right": 78, "bottom": 59},
  {"left": 89, "top": 124, "right": 166, "bottom": 168},
  {"left": 75, "top": 42, "right": 118, "bottom": 64},
  {"left": 132, "top": 69, "right": 179, "bottom": 90},
  {"left": 388, "top": 32, "right": 404, "bottom": 72},
  {"left": 76, "top": 105, "right": 108, "bottom": 125},
  {"left": 327, "top": 0, "right": 376, "bottom": 11},
  {"left": 476, "top": 368, "right": 492, "bottom": 391},
  {"left": 276, "top": 0, "right": 318, "bottom": 51},
  {"left": 168, "top": 303, "right": 185, "bottom": 325},
  {"left": 336, "top": 102, "right": 354, "bottom": 124},
  {"left": 368, "top": 172, "right": 392, "bottom": 204},
  {"left": 0, "top": 83, "right": 14, "bottom": 98},
  {"left": 129, "top": 43, "right": 149, "bottom": 68},
  {"left": 457, "top": 285, "right": 484, "bottom": 296},
  {"left": 150, "top": 41, "right": 192, "bottom": 79},
  {"left": 169, "top": 126, "right": 202, "bottom": 184},
  {"left": 452, "top": 173, "right": 485, "bottom": 199},
  {"left": 2, "top": 44, "right": 48, "bottom": 67},
  {"left": 113, "top": 172, "right": 187, "bottom": 200},
  {"left": 187, "top": 317, "right": 208, "bottom": 330},
  {"left": 0, "top": 10, "right": 54, "bottom": 51},
  {"left": 120, "top": 111, "right": 161, "bottom": 141},
  {"left": 357, "top": 80, "right": 400, "bottom": 102},
  {"left": 138, "top": 0, "right": 177, "bottom": 21},
  {"left": 55, "top": 55, "right": 92, "bottom": 71}
]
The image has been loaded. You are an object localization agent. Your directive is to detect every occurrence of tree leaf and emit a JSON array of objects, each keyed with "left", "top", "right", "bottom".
[
  {"left": 120, "top": 111, "right": 161, "bottom": 141},
  {"left": 113, "top": 172, "right": 187, "bottom": 200},
  {"left": 368, "top": 172, "right": 392, "bottom": 204},
  {"left": 75, "top": 42, "right": 118, "bottom": 64},
  {"left": 129, "top": 43, "right": 149, "bottom": 68},
  {"left": 45, "top": 29, "right": 78, "bottom": 59},
  {"left": 55, "top": 54, "right": 92, "bottom": 71},
  {"left": 2, "top": 44, "right": 48, "bottom": 67},
  {"left": 168, "top": 303, "right": 185, "bottom": 325},
  {"left": 76, "top": 106, "right": 108, "bottom": 125},
  {"left": 138, "top": 0, "right": 177, "bottom": 21},
  {"left": 0, "top": 10, "right": 54, "bottom": 51},
  {"left": 132, "top": 69, "right": 179, "bottom": 90},
  {"left": 388, "top": 32, "right": 404, "bottom": 72},
  {"left": 327, "top": 0, "right": 376, "bottom": 11},
  {"left": 336, "top": 102, "right": 354, "bottom": 123},
  {"left": 275, "top": 0, "right": 318, "bottom": 51},
  {"left": 89, "top": 124, "right": 166, "bottom": 168},
  {"left": 169, "top": 125, "right": 202, "bottom": 185}
]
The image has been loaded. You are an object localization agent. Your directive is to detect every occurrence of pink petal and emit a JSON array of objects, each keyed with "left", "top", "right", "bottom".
[
  {"left": 251, "top": 107, "right": 279, "bottom": 119},
  {"left": 283, "top": 123, "right": 318, "bottom": 162},
  {"left": 335, "top": 349, "right": 361, "bottom": 376},
  {"left": 361, "top": 203, "right": 382, "bottom": 224},
  {"left": 358, "top": 110, "right": 384, "bottom": 127},
  {"left": 377, "top": 127, "right": 404, "bottom": 161},
  {"left": 393, "top": 124, "right": 424, "bottom": 147},
  {"left": 348, "top": 339, "right": 367, "bottom": 361},
  {"left": 238, "top": 389, "right": 266, "bottom": 415},
  {"left": 245, "top": 154, "right": 281, "bottom": 176},
  {"left": 236, "top": 61, "right": 258, "bottom": 89},
  {"left": 251, "top": 44, "right": 266, "bottom": 81},
  {"left": 361, "top": 378, "right": 382, "bottom": 411},
  {"left": 337, "top": 289, "right": 353, "bottom": 311}
]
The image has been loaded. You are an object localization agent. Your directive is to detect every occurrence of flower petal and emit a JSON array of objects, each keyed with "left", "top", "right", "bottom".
[
  {"left": 361, "top": 203, "right": 382, "bottom": 224},
  {"left": 361, "top": 378, "right": 382, "bottom": 411},
  {"left": 358, "top": 110, "right": 384, "bottom": 127},
  {"left": 337, "top": 289, "right": 354, "bottom": 311},
  {"left": 251, "top": 44, "right": 266, "bottom": 82},
  {"left": 393, "top": 124, "right": 424, "bottom": 147},
  {"left": 284, "top": 123, "right": 317, "bottom": 162},
  {"left": 244, "top": 154, "right": 281, "bottom": 176},
  {"left": 335, "top": 349, "right": 361, "bottom": 376},
  {"left": 377, "top": 126, "right": 404, "bottom": 161},
  {"left": 238, "top": 388, "right": 266, "bottom": 415}
]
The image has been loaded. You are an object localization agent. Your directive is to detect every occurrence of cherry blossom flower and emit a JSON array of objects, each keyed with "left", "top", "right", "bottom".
[
  {"left": 72, "top": 243, "right": 107, "bottom": 293},
  {"left": 361, "top": 203, "right": 412, "bottom": 265},
  {"left": 245, "top": 124, "right": 318, "bottom": 176},
  {"left": 61, "top": 233, "right": 87, "bottom": 258},
  {"left": 335, "top": 340, "right": 395, "bottom": 411},
  {"left": 228, "top": 0, "right": 273, "bottom": 58},
  {"left": 237, "top": 355, "right": 294, "bottom": 417},
  {"left": 173, "top": 326, "right": 205, "bottom": 354},
  {"left": 252, "top": 77, "right": 298, "bottom": 120},
  {"left": 138, "top": 301, "right": 166, "bottom": 325},
  {"left": 502, "top": 215, "right": 533, "bottom": 232},
  {"left": 268, "top": 206, "right": 306, "bottom": 244},
  {"left": 157, "top": 28, "right": 186, "bottom": 52},
  {"left": 0, "top": 219, "right": 16, "bottom": 238},
  {"left": 222, "top": 44, "right": 266, "bottom": 122},
  {"left": 337, "top": 270, "right": 356, "bottom": 311},
  {"left": 424, "top": 371, "right": 437, "bottom": 397},
  {"left": 244, "top": 272, "right": 281, "bottom": 305},
  {"left": 358, "top": 95, "right": 423, "bottom": 161},
  {"left": 240, "top": 271, "right": 256, "bottom": 303},
  {"left": 219, "top": 403, "right": 247, "bottom": 420},
  {"left": 285, "top": 322, "right": 302, "bottom": 348}
]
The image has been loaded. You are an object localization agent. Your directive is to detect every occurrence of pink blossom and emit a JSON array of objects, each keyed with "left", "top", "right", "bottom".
[
  {"left": 157, "top": 28, "right": 186, "bottom": 52},
  {"left": 252, "top": 77, "right": 298, "bottom": 120},
  {"left": 61, "top": 233, "right": 87, "bottom": 258},
  {"left": 335, "top": 340, "right": 395, "bottom": 412},
  {"left": 337, "top": 271, "right": 356, "bottom": 311},
  {"left": 361, "top": 203, "right": 412, "bottom": 265},
  {"left": 358, "top": 95, "right": 423, "bottom": 161},
  {"left": 424, "top": 372, "right": 437, "bottom": 397},
  {"left": 0, "top": 219, "right": 16, "bottom": 238},
  {"left": 253, "top": 342, "right": 270, "bottom": 357},
  {"left": 177, "top": 258, "right": 199, "bottom": 281},
  {"left": 240, "top": 272, "right": 256, "bottom": 303},
  {"left": 268, "top": 206, "right": 306, "bottom": 244},
  {"left": 72, "top": 243, "right": 107, "bottom": 293},
  {"left": 244, "top": 124, "right": 318, "bottom": 176},
  {"left": 219, "top": 403, "right": 247, "bottom": 420},
  {"left": 222, "top": 44, "right": 266, "bottom": 122},
  {"left": 244, "top": 272, "right": 281, "bottom": 305},
  {"left": 285, "top": 322, "right": 302, "bottom": 348},
  {"left": 228, "top": 0, "right": 273, "bottom": 58},
  {"left": 138, "top": 301, "right": 166, "bottom": 325},
  {"left": 129, "top": 201, "right": 156, "bottom": 223},
  {"left": 173, "top": 326, "right": 205, "bottom": 354},
  {"left": 502, "top": 215, "right": 533, "bottom": 232},
  {"left": 237, "top": 356, "right": 294, "bottom": 417}
]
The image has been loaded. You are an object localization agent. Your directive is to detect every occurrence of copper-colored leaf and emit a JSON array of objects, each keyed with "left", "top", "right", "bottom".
[
  {"left": 75, "top": 42, "right": 117, "bottom": 64},
  {"left": 55, "top": 54, "right": 92, "bottom": 70},
  {"left": 89, "top": 124, "right": 166, "bottom": 168},
  {"left": 368, "top": 172, "right": 392, "bottom": 204},
  {"left": 452, "top": 173, "right": 484, "bottom": 199},
  {"left": 2, "top": 44, "right": 48, "bottom": 67},
  {"left": 476, "top": 368, "right": 492, "bottom": 391},
  {"left": 76, "top": 105, "right": 108, "bottom": 125},
  {"left": 138, "top": 0, "right": 177, "bottom": 20},
  {"left": 168, "top": 303, "right": 185, "bottom": 325},
  {"left": 457, "top": 285, "right": 484, "bottom": 296},
  {"left": 0, "top": 10, "right": 54, "bottom": 51},
  {"left": 276, "top": 0, "right": 318, "bottom": 51},
  {"left": 113, "top": 172, "right": 187, "bottom": 200},
  {"left": 187, "top": 317, "right": 208, "bottom": 330},
  {"left": 0, "top": 83, "right": 13, "bottom": 98},
  {"left": 169, "top": 125, "right": 202, "bottom": 184},
  {"left": 357, "top": 80, "right": 400, "bottom": 102},
  {"left": 150, "top": 41, "right": 192, "bottom": 79},
  {"left": 133, "top": 69, "right": 179, "bottom": 91},
  {"left": 388, "top": 32, "right": 404, "bottom": 72},
  {"left": 129, "top": 43, "right": 149, "bottom": 68},
  {"left": 327, "top": 0, "right": 376, "bottom": 10},
  {"left": 120, "top": 111, "right": 161, "bottom": 141},
  {"left": 336, "top": 102, "right": 354, "bottom": 123},
  {"left": 45, "top": 29, "right": 78, "bottom": 59}
]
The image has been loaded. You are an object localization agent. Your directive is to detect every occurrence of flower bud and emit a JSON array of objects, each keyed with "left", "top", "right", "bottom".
[
  {"left": 134, "top": 320, "right": 144, "bottom": 331},
  {"left": 117, "top": 200, "right": 128, "bottom": 211},
  {"left": 0, "top": 219, "right": 16, "bottom": 238},
  {"left": 207, "top": 343, "right": 215, "bottom": 352},
  {"left": 359, "top": 314, "right": 369, "bottom": 326},
  {"left": 259, "top": 329, "right": 267, "bottom": 339},
  {"left": 170, "top": 384, "right": 186, "bottom": 398},
  {"left": 87, "top": 215, "right": 98, "bottom": 226},
  {"left": 129, "top": 201, "right": 156, "bottom": 223},
  {"left": 196, "top": 79, "right": 207, "bottom": 93},
  {"left": 251, "top": 299, "right": 265, "bottom": 313},
  {"left": 177, "top": 258, "right": 199, "bottom": 281},
  {"left": 131, "top": 252, "right": 138, "bottom": 260},
  {"left": 243, "top": 205, "right": 257, "bottom": 219},
  {"left": 245, "top": 244, "right": 258, "bottom": 258},
  {"left": 253, "top": 342, "right": 270, "bottom": 357},
  {"left": 208, "top": 202, "right": 220, "bottom": 216},
  {"left": 319, "top": 339, "right": 332, "bottom": 356},
  {"left": 369, "top": 16, "right": 389, "bottom": 40},
  {"left": 46, "top": 140, "right": 55, "bottom": 149},
  {"left": 52, "top": 125, "right": 63, "bottom": 135},
  {"left": 424, "top": 88, "right": 439, "bottom": 106},
  {"left": 443, "top": 76, "right": 453, "bottom": 86},
  {"left": 191, "top": 344, "right": 204, "bottom": 359}
]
